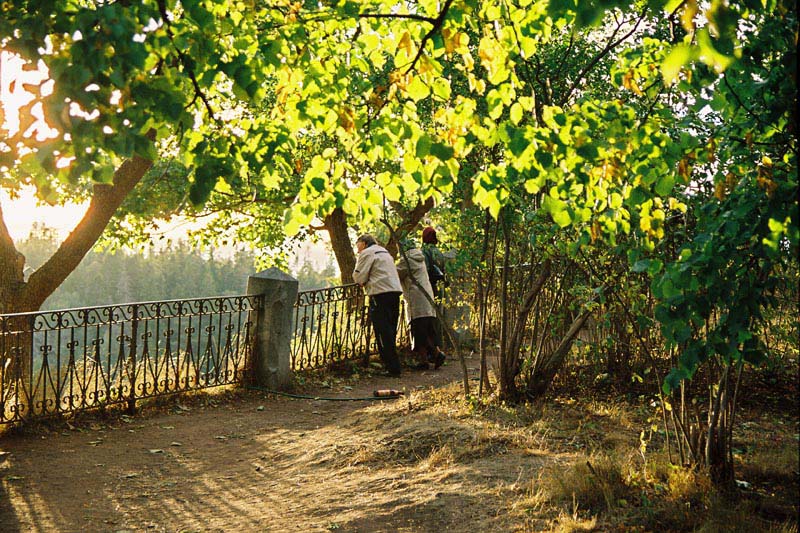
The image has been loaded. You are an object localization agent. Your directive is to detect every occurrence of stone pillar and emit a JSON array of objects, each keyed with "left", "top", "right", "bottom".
[{"left": 246, "top": 268, "right": 298, "bottom": 390}]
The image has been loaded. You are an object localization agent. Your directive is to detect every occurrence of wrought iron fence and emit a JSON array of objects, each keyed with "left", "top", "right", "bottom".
[
  {"left": 291, "top": 284, "right": 410, "bottom": 370},
  {"left": 0, "top": 281, "right": 419, "bottom": 425},
  {"left": 0, "top": 295, "right": 260, "bottom": 425}
]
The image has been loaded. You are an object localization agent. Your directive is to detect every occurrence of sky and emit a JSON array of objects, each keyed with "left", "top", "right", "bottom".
[{"left": 1, "top": 187, "right": 87, "bottom": 241}]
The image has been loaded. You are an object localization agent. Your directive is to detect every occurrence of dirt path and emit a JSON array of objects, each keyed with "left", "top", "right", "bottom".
[{"left": 0, "top": 357, "right": 558, "bottom": 532}]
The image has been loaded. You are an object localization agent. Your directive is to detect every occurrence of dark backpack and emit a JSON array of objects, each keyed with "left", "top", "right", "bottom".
[{"left": 423, "top": 247, "right": 445, "bottom": 283}]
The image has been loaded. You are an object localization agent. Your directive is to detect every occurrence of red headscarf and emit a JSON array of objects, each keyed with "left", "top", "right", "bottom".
[{"left": 422, "top": 226, "right": 438, "bottom": 244}]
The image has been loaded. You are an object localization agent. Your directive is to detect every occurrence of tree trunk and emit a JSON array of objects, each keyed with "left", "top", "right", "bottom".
[
  {"left": 525, "top": 308, "right": 594, "bottom": 399},
  {"left": 385, "top": 197, "right": 435, "bottom": 257},
  {"left": 324, "top": 207, "right": 356, "bottom": 285},
  {"left": 706, "top": 364, "right": 736, "bottom": 487},
  {"left": 0, "top": 204, "right": 27, "bottom": 314},
  {"left": 1, "top": 138, "right": 154, "bottom": 418},
  {"left": 498, "top": 210, "right": 515, "bottom": 401}
]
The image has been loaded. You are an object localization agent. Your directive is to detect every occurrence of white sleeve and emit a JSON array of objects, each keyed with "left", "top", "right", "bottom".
[{"left": 352, "top": 252, "right": 372, "bottom": 285}]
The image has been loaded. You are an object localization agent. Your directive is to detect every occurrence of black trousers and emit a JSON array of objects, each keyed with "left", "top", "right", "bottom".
[
  {"left": 369, "top": 292, "right": 402, "bottom": 375},
  {"left": 410, "top": 316, "right": 442, "bottom": 359}
]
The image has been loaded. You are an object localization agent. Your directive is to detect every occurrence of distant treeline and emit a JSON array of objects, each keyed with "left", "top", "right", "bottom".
[{"left": 17, "top": 224, "right": 338, "bottom": 311}]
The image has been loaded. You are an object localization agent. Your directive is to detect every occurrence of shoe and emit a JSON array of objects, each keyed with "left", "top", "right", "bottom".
[
  {"left": 433, "top": 351, "right": 446, "bottom": 369},
  {"left": 383, "top": 370, "right": 402, "bottom": 378},
  {"left": 412, "top": 362, "right": 430, "bottom": 370}
]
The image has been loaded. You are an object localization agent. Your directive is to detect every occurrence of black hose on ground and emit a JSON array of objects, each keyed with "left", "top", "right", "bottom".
[{"left": 246, "top": 385, "right": 403, "bottom": 401}]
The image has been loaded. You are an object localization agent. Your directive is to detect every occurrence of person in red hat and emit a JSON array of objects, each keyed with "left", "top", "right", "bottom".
[
  {"left": 420, "top": 226, "right": 449, "bottom": 367},
  {"left": 421, "top": 227, "right": 446, "bottom": 299},
  {"left": 422, "top": 226, "right": 438, "bottom": 245}
]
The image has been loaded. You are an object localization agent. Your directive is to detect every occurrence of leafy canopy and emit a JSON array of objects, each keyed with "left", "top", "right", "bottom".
[{"left": 2, "top": 0, "right": 796, "bottom": 389}]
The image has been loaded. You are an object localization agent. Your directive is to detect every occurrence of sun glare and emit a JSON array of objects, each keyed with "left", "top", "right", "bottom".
[
  {"left": 1, "top": 52, "right": 86, "bottom": 242},
  {"left": 0, "top": 51, "right": 58, "bottom": 141},
  {"left": 1, "top": 187, "right": 87, "bottom": 242}
]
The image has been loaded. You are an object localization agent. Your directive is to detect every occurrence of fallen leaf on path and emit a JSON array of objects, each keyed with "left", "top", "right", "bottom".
[
  {"left": 148, "top": 449, "right": 164, "bottom": 454},
  {"left": 170, "top": 442, "right": 182, "bottom": 447}
]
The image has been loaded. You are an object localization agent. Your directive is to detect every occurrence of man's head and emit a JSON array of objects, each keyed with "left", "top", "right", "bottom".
[
  {"left": 356, "top": 234, "right": 377, "bottom": 253},
  {"left": 422, "top": 226, "right": 438, "bottom": 244}
]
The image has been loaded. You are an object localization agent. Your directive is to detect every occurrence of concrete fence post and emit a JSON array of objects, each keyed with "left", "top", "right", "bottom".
[{"left": 246, "top": 268, "right": 298, "bottom": 390}]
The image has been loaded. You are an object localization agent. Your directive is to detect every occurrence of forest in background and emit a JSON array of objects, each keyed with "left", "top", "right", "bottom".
[{"left": 16, "top": 223, "right": 338, "bottom": 310}]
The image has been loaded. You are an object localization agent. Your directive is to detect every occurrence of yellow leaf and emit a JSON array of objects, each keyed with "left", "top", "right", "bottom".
[
  {"left": 681, "top": 0, "right": 698, "bottom": 32},
  {"left": 398, "top": 31, "right": 413, "bottom": 56},
  {"left": 384, "top": 183, "right": 401, "bottom": 202}
]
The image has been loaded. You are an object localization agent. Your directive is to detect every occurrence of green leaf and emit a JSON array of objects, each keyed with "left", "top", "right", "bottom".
[
  {"left": 310, "top": 177, "right": 326, "bottom": 192},
  {"left": 510, "top": 102, "right": 523, "bottom": 124},
  {"left": 696, "top": 29, "right": 734, "bottom": 72},
  {"left": 429, "top": 143, "right": 454, "bottom": 162},
  {"left": 655, "top": 174, "right": 675, "bottom": 196},
  {"left": 487, "top": 89, "right": 504, "bottom": 120},
  {"left": 384, "top": 183, "right": 401, "bottom": 201},
  {"left": 416, "top": 135, "right": 432, "bottom": 158},
  {"left": 661, "top": 44, "right": 693, "bottom": 85},
  {"left": 407, "top": 76, "right": 430, "bottom": 102},
  {"left": 432, "top": 78, "right": 451, "bottom": 100},
  {"left": 543, "top": 195, "right": 571, "bottom": 227}
]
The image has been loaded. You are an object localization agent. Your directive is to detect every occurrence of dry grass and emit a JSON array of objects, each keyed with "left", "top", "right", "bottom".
[
  {"left": 550, "top": 510, "right": 599, "bottom": 532},
  {"left": 739, "top": 439, "right": 800, "bottom": 485},
  {"left": 665, "top": 466, "right": 713, "bottom": 504},
  {"left": 694, "top": 494, "right": 800, "bottom": 533},
  {"left": 533, "top": 454, "right": 632, "bottom": 514}
]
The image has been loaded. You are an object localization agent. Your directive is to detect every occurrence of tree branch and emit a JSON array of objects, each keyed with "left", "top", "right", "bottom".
[
  {"left": 402, "top": 0, "right": 455, "bottom": 75},
  {"left": 358, "top": 12, "right": 437, "bottom": 24},
  {"left": 157, "top": 0, "right": 218, "bottom": 121},
  {"left": 559, "top": 8, "right": 648, "bottom": 106},
  {"left": 23, "top": 131, "right": 156, "bottom": 310},
  {"left": 385, "top": 196, "right": 435, "bottom": 257},
  {"left": 0, "top": 202, "right": 25, "bottom": 312}
]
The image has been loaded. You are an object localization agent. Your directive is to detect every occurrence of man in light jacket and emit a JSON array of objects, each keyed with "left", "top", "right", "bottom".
[
  {"left": 396, "top": 238, "right": 446, "bottom": 370},
  {"left": 353, "top": 234, "right": 403, "bottom": 377}
]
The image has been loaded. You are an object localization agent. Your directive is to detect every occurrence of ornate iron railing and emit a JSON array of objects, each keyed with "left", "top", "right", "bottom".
[
  {"left": 0, "top": 295, "right": 260, "bottom": 425},
  {"left": 292, "top": 284, "right": 410, "bottom": 370}
]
